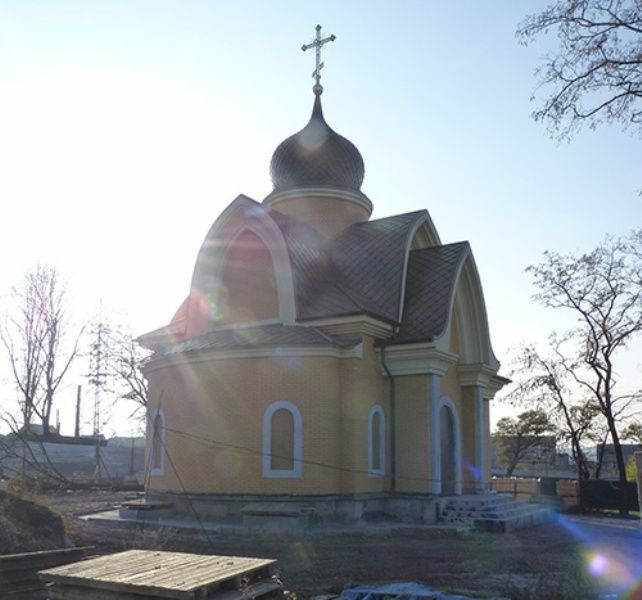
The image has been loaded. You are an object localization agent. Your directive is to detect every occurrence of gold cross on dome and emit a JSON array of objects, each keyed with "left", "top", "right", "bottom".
[{"left": 301, "top": 24, "right": 336, "bottom": 91}]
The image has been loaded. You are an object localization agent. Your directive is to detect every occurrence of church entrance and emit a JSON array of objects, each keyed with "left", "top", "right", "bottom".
[{"left": 440, "top": 404, "right": 456, "bottom": 495}]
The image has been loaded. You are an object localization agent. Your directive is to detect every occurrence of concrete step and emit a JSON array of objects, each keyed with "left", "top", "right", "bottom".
[{"left": 439, "top": 495, "right": 555, "bottom": 532}]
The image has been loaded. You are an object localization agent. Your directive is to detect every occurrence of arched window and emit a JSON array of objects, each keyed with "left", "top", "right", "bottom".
[
  {"left": 262, "top": 401, "right": 302, "bottom": 478},
  {"left": 150, "top": 409, "right": 165, "bottom": 476},
  {"left": 368, "top": 405, "right": 385, "bottom": 476}
]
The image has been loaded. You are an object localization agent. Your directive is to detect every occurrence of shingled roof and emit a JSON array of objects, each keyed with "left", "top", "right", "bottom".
[
  {"left": 393, "top": 242, "right": 469, "bottom": 343},
  {"left": 273, "top": 209, "right": 427, "bottom": 323},
  {"left": 153, "top": 324, "right": 360, "bottom": 357},
  {"left": 141, "top": 199, "right": 470, "bottom": 351}
]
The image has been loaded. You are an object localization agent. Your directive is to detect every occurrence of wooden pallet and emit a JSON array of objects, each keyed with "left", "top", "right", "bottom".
[{"left": 39, "top": 549, "right": 281, "bottom": 600}]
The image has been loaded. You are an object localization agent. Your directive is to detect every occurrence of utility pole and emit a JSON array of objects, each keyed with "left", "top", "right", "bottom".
[
  {"left": 88, "top": 318, "right": 109, "bottom": 481},
  {"left": 75, "top": 385, "right": 81, "bottom": 438}
]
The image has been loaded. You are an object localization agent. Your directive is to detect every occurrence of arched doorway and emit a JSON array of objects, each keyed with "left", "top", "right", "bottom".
[{"left": 440, "top": 404, "right": 456, "bottom": 495}]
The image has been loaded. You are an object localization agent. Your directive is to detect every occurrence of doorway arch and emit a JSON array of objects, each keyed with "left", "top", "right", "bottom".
[{"left": 438, "top": 397, "right": 461, "bottom": 495}]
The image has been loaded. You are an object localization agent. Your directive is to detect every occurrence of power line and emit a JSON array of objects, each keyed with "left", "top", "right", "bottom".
[{"left": 155, "top": 423, "right": 482, "bottom": 488}]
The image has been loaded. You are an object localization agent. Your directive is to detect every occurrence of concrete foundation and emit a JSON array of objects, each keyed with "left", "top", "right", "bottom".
[{"left": 142, "top": 490, "right": 443, "bottom": 528}]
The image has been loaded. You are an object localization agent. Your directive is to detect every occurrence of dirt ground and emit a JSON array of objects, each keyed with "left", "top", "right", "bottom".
[{"left": 45, "top": 490, "right": 598, "bottom": 599}]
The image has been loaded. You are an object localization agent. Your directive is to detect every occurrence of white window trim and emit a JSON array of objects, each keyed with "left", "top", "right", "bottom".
[
  {"left": 367, "top": 404, "right": 386, "bottom": 477},
  {"left": 262, "top": 400, "right": 302, "bottom": 478},
  {"left": 150, "top": 408, "right": 166, "bottom": 476}
]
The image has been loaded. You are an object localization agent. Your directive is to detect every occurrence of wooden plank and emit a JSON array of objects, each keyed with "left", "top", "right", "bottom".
[
  {"left": 0, "top": 547, "right": 93, "bottom": 566},
  {"left": 0, "top": 547, "right": 93, "bottom": 599},
  {"left": 49, "top": 583, "right": 170, "bottom": 600},
  {"left": 41, "top": 550, "right": 276, "bottom": 594}
]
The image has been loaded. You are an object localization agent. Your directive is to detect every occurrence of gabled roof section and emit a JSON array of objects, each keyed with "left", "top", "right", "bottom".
[
  {"left": 297, "top": 210, "right": 430, "bottom": 322},
  {"left": 141, "top": 200, "right": 456, "bottom": 346},
  {"left": 394, "top": 242, "right": 470, "bottom": 343},
  {"left": 190, "top": 194, "right": 265, "bottom": 291},
  {"left": 266, "top": 207, "right": 363, "bottom": 320}
]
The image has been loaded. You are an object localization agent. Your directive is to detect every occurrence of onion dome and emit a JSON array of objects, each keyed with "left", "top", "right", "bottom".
[{"left": 270, "top": 91, "right": 365, "bottom": 193}]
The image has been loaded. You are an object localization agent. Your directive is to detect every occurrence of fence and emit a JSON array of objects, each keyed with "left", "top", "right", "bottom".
[{"left": 491, "top": 476, "right": 640, "bottom": 513}]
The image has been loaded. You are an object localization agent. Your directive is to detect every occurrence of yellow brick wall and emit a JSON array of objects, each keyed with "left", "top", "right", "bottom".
[
  {"left": 145, "top": 331, "right": 488, "bottom": 499},
  {"left": 338, "top": 335, "right": 389, "bottom": 493},
  {"left": 395, "top": 374, "right": 430, "bottom": 493},
  {"left": 147, "top": 353, "right": 344, "bottom": 495}
]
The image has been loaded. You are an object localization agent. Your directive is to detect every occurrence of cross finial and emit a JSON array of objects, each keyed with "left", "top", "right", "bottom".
[{"left": 301, "top": 24, "right": 336, "bottom": 96}]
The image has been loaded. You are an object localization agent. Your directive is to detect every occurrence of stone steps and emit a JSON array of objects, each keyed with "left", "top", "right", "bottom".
[{"left": 440, "top": 494, "right": 555, "bottom": 532}]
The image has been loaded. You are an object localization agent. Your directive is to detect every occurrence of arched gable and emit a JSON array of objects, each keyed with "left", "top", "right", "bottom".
[
  {"left": 187, "top": 195, "right": 296, "bottom": 335},
  {"left": 440, "top": 252, "right": 499, "bottom": 370},
  {"left": 397, "top": 212, "right": 441, "bottom": 322},
  {"left": 409, "top": 212, "right": 441, "bottom": 250}
]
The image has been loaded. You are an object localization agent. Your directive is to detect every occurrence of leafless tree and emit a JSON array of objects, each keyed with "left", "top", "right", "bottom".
[
  {"left": 509, "top": 343, "right": 598, "bottom": 481},
  {"left": 0, "top": 265, "right": 84, "bottom": 436},
  {"left": 526, "top": 230, "right": 642, "bottom": 513},
  {"left": 517, "top": 0, "right": 642, "bottom": 140},
  {"left": 103, "top": 324, "right": 149, "bottom": 417}
]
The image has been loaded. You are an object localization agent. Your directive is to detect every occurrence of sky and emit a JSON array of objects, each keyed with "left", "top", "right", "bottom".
[{"left": 0, "top": 1, "right": 640, "bottom": 436}]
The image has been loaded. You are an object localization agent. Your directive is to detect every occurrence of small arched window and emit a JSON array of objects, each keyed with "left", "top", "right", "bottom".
[
  {"left": 262, "top": 401, "right": 302, "bottom": 478},
  {"left": 368, "top": 405, "right": 385, "bottom": 476},
  {"left": 150, "top": 409, "right": 165, "bottom": 476}
]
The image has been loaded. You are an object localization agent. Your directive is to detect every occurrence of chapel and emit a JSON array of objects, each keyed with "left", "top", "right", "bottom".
[{"left": 139, "top": 28, "right": 508, "bottom": 524}]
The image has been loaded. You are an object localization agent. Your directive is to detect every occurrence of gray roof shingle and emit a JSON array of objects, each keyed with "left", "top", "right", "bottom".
[
  {"left": 147, "top": 199, "right": 469, "bottom": 350},
  {"left": 154, "top": 324, "right": 360, "bottom": 357},
  {"left": 294, "top": 211, "right": 428, "bottom": 322},
  {"left": 393, "top": 242, "right": 469, "bottom": 343}
]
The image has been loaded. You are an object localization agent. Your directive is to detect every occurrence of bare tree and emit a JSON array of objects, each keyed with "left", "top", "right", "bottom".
[
  {"left": 104, "top": 324, "right": 149, "bottom": 417},
  {"left": 526, "top": 230, "right": 642, "bottom": 513},
  {"left": 517, "top": 0, "right": 642, "bottom": 140},
  {"left": 0, "top": 265, "right": 84, "bottom": 436},
  {"left": 508, "top": 344, "right": 596, "bottom": 480},
  {"left": 493, "top": 409, "right": 556, "bottom": 476}
]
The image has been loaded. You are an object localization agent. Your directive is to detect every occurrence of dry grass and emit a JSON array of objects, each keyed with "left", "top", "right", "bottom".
[{"left": 0, "top": 484, "right": 67, "bottom": 553}]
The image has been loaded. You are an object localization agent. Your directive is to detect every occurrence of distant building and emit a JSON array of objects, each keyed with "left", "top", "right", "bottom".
[{"left": 598, "top": 443, "right": 642, "bottom": 476}]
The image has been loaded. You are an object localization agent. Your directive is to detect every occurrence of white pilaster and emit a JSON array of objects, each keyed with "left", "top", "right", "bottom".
[
  {"left": 428, "top": 373, "right": 441, "bottom": 495},
  {"left": 474, "top": 385, "right": 485, "bottom": 492}
]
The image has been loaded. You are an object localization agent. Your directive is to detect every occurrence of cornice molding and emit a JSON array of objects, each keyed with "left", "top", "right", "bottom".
[
  {"left": 378, "top": 343, "right": 458, "bottom": 376},
  {"left": 486, "top": 374, "right": 512, "bottom": 399},
  {"left": 302, "top": 316, "right": 393, "bottom": 338},
  {"left": 456, "top": 363, "right": 498, "bottom": 387},
  {"left": 263, "top": 187, "right": 373, "bottom": 216},
  {"left": 144, "top": 343, "right": 363, "bottom": 374}
]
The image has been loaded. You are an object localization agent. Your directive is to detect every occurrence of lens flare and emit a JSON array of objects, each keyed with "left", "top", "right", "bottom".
[{"left": 587, "top": 552, "right": 608, "bottom": 577}]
